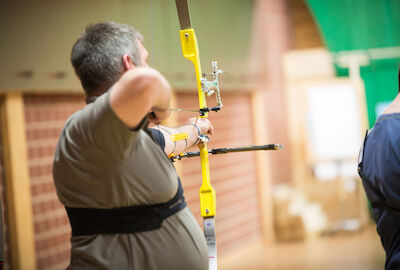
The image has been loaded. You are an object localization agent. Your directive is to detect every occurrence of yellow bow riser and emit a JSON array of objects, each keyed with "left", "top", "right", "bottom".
[{"left": 178, "top": 28, "right": 216, "bottom": 217}]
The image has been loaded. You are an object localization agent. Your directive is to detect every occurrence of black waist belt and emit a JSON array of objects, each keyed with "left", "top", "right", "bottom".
[{"left": 65, "top": 179, "right": 186, "bottom": 236}]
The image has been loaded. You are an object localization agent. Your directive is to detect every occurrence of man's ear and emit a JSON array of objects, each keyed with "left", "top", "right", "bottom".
[{"left": 122, "top": 54, "right": 135, "bottom": 71}]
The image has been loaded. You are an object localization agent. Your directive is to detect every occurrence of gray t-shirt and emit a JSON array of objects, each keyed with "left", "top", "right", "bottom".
[{"left": 53, "top": 92, "right": 208, "bottom": 270}]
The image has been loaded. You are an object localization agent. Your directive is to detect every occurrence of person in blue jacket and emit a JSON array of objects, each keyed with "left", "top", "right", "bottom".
[{"left": 359, "top": 67, "right": 400, "bottom": 270}]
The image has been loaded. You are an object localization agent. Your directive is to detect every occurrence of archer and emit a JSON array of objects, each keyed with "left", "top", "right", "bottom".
[{"left": 52, "top": 21, "right": 213, "bottom": 270}]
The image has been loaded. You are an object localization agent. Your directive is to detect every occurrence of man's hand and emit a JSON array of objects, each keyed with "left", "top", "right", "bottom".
[{"left": 186, "top": 117, "right": 214, "bottom": 136}]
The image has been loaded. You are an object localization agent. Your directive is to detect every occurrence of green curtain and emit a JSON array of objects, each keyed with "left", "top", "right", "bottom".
[{"left": 306, "top": 0, "right": 400, "bottom": 127}]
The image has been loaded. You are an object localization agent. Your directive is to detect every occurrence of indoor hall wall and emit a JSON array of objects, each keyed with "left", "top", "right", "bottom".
[
  {"left": 0, "top": 90, "right": 262, "bottom": 269},
  {"left": 0, "top": 139, "right": 10, "bottom": 270},
  {"left": 0, "top": 94, "right": 83, "bottom": 270},
  {"left": 25, "top": 94, "right": 84, "bottom": 270},
  {"left": 250, "top": 0, "right": 324, "bottom": 185}
]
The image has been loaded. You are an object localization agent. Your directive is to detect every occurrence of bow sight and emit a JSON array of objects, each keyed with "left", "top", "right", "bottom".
[
  {"left": 170, "top": 61, "right": 224, "bottom": 116},
  {"left": 199, "top": 61, "right": 224, "bottom": 116}
]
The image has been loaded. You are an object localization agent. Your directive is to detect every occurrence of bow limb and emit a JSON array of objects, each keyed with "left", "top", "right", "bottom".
[{"left": 175, "top": 0, "right": 217, "bottom": 268}]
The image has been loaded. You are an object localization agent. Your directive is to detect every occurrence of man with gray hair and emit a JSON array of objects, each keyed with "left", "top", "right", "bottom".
[{"left": 53, "top": 21, "right": 211, "bottom": 269}]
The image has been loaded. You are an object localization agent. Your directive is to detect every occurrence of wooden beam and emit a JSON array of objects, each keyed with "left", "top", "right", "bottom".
[
  {"left": 251, "top": 90, "right": 275, "bottom": 243},
  {"left": 0, "top": 92, "right": 36, "bottom": 270},
  {"left": 353, "top": 79, "right": 371, "bottom": 226}
]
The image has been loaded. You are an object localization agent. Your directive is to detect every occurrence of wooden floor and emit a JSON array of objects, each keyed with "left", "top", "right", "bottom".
[{"left": 219, "top": 225, "right": 385, "bottom": 270}]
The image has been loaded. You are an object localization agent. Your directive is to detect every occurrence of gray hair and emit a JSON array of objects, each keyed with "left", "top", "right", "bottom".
[{"left": 71, "top": 22, "right": 143, "bottom": 95}]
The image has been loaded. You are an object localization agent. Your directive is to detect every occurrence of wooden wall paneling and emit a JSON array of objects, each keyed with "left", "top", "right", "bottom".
[
  {"left": 284, "top": 49, "right": 335, "bottom": 191},
  {"left": 251, "top": 90, "right": 275, "bottom": 243},
  {"left": 353, "top": 78, "right": 370, "bottom": 226},
  {"left": 0, "top": 92, "right": 36, "bottom": 270}
]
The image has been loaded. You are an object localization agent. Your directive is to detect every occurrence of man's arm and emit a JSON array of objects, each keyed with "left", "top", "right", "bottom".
[
  {"left": 109, "top": 67, "right": 171, "bottom": 129},
  {"left": 154, "top": 117, "right": 214, "bottom": 156}
]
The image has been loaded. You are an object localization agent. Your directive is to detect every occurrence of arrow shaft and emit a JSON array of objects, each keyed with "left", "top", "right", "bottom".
[{"left": 171, "top": 144, "right": 283, "bottom": 161}]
